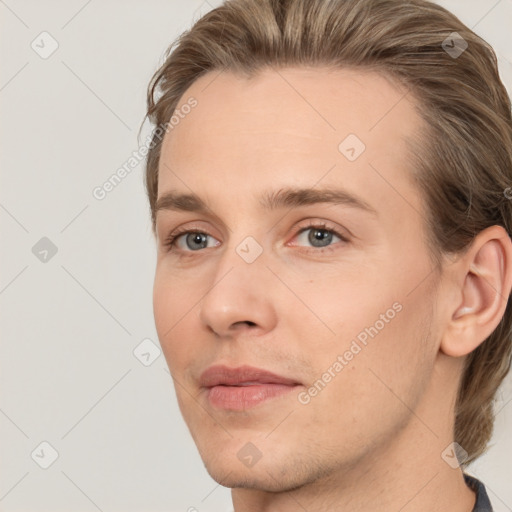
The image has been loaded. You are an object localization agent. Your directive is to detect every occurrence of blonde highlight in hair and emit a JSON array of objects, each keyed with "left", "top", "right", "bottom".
[{"left": 144, "top": 0, "right": 512, "bottom": 466}]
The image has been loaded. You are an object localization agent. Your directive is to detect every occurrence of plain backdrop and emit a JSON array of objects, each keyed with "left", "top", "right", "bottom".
[{"left": 1, "top": 1, "right": 511, "bottom": 511}]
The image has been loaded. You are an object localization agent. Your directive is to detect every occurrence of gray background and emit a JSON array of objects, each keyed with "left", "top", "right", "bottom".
[{"left": 1, "top": 1, "right": 511, "bottom": 511}]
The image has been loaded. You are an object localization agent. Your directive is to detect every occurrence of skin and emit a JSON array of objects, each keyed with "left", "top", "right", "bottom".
[{"left": 152, "top": 67, "right": 512, "bottom": 511}]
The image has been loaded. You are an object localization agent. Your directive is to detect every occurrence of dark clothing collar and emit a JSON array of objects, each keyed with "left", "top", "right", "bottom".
[{"left": 464, "top": 473, "right": 493, "bottom": 512}]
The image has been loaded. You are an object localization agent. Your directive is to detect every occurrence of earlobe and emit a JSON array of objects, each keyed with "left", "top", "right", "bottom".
[{"left": 440, "top": 226, "right": 512, "bottom": 358}]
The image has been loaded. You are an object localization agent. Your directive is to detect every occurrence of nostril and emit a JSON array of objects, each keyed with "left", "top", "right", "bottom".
[{"left": 234, "top": 321, "right": 257, "bottom": 328}]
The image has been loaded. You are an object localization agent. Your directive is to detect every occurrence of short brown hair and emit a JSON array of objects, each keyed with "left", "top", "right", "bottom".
[{"left": 143, "top": 0, "right": 512, "bottom": 466}]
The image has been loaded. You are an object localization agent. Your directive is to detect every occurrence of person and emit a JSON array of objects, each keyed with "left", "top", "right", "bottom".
[{"left": 142, "top": 0, "right": 512, "bottom": 510}]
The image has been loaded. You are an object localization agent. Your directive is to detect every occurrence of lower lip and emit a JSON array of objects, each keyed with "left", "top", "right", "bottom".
[{"left": 206, "top": 384, "right": 298, "bottom": 410}]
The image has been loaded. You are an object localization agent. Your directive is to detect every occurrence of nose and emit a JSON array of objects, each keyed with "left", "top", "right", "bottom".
[{"left": 198, "top": 245, "right": 277, "bottom": 339}]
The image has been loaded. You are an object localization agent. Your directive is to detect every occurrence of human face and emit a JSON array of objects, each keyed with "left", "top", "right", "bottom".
[{"left": 153, "top": 67, "right": 443, "bottom": 491}]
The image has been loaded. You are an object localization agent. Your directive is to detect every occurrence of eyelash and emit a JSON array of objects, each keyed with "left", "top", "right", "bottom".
[{"left": 162, "top": 221, "right": 349, "bottom": 255}]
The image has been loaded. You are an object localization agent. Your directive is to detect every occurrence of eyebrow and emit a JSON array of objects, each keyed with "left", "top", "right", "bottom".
[{"left": 155, "top": 186, "right": 378, "bottom": 218}]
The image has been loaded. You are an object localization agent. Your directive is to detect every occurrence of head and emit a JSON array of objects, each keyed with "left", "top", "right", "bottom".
[{"left": 144, "top": 0, "right": 512, "bottom": 490}]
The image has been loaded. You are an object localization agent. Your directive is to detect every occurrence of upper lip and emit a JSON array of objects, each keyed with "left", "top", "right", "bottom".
[{"left": 199, "top": 365, "right": 300, "bottom": 388}]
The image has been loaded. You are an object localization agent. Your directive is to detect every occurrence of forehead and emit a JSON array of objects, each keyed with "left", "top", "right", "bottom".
[{"left": 157, "top": 66, "right": 424, "bottom": 218}]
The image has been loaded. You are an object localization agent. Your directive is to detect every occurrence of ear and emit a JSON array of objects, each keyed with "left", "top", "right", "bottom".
[{"left": 440, "top": 225, "right": 512, "bottom": 357}]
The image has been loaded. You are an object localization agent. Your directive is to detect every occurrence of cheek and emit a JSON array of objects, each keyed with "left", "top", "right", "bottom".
[
  {"left": 295, "top": 271, "right": 399, "bottom": 348},
  {"left": 299, "top": 301, "right": 434, "bottom": 450},
  {"left": 301, "top": 258, "right": 435, "bottom": 395},
  {"left": 152, "top": 268, "right": 196, "bottom": 372},
  {"left": 152, "top": 276, "right": 173, "bottom": 342},
  {"left": 153, "top": 263, "right": 198, "bottom": 333}
]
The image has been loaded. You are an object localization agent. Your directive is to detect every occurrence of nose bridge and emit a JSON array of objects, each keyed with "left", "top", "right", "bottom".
[
  {"left": 198, "top": 230, "right": 274, "bottom": 336},
  {"left": 206, "top": 231, "right": 268, "bottom": 304},
  {"left": 213, "top": 216, "right": 268, "bottom": 280}
]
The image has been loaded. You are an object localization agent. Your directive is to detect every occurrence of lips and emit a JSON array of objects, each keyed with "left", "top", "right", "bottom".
[
  {"left": 199, "top": 365, "right": 301, "bottom": 410},
  {"left": 200, "top": 365, "right": 300, "bottom": 387}
]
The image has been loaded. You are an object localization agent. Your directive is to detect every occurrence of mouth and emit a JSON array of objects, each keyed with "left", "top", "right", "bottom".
[{"left": 199, "top": 365, "right": 302, "bottom": 411}]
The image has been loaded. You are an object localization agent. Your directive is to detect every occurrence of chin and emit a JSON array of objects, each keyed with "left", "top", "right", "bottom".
[
  {"left": 203, "top": 461, "right": 303, "bottom": 492},
  {"left": 197, "top": 444, "right": 331, "bottom": 493},
  {"left": 206, "top": 468, "right": 274, "bottom": 490}
]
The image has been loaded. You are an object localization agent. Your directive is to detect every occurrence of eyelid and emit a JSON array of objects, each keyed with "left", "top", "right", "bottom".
[
  {"left": 292, "top": 219, "right": 350, "bottom": 241},
  {"left": 160, "top": 220, "right": 215, "bottom": 242}
]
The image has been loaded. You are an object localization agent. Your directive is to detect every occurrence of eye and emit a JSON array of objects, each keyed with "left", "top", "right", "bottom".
[
  {"left": 291, "top": 222, "right": 349, "bottom": 252},
  {"left": 162, "top": 221, "right": 349, "bottom": 254},
  {"left": 163, "top": 229, "right": 220, "bottom": 252}
]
